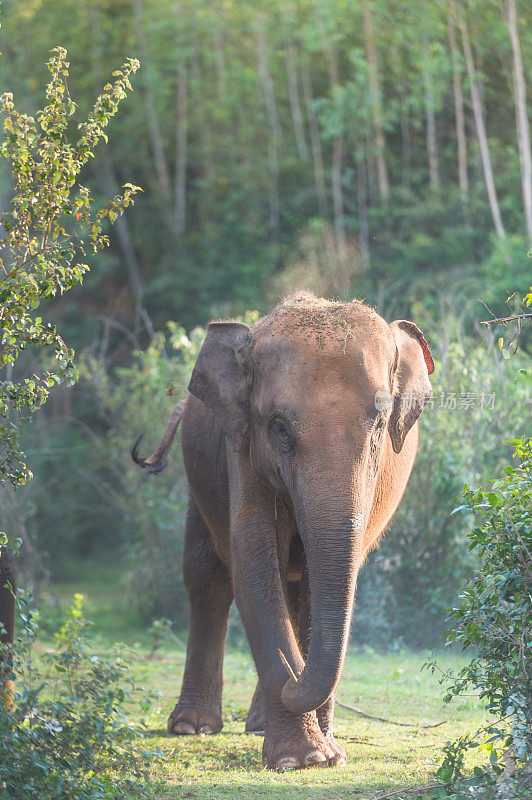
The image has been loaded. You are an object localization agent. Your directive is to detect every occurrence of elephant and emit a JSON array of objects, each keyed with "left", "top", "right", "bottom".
[{"left": 133, "top": 292, "right": 434, "bottom": 771}]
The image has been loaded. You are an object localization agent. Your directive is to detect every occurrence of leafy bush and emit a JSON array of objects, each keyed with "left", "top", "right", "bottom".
[
  {"left": 427, "top": 437, "right": 532, "bottom": 798},
  {"left": 0, "top": 591, "right": 160, "bottom": 800}
]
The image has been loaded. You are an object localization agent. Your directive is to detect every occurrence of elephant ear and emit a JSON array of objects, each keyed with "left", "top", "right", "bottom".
[
  {"left": 388, "top": 320, "right": 434, "bottom": 454},
  {"left": 188, "top": 321, "right": 252, "bottom": 451}
]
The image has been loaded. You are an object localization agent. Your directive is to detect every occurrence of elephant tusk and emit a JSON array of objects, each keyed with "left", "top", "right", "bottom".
[{"left": 278, "top": 649, "right": 297, "bottom": 682}]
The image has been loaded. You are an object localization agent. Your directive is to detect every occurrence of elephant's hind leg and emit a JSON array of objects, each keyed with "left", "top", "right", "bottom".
[
  {"left": 168, "top": 500, "right": 233, "bottom": 736},
  {"left": 245, "top": 680, "right": 265, "bottom": 733}
]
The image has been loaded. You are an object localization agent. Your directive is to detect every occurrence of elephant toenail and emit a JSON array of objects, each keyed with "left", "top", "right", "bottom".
[
  {"left": 275, "top": 756, "right": 300, "bottom": 771},
  {"left": 329, "top": 753, "right": 347, "bottom": 767},
  {"left": 304, "top": 751, "right": 327, "bottom": 767},
  {"left": 172, "top": 721, "right": 196, "bottom": 735}
]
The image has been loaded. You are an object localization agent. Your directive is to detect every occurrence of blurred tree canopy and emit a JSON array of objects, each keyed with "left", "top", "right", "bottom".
[{"left": 1, "top": 0, "right": 530, "bottom": 338}]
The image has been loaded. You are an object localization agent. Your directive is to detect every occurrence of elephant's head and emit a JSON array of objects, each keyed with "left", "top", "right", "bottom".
[{"left": 189, "top": 293, "right": 434, "bottom": 714}]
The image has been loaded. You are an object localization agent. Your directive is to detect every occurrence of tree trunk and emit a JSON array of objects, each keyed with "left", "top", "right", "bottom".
[
  {"left": 505, "top": 0, "right": 532, "bottom": 243},
  {"left": 94, "top": 158, "right": 145, "bottom": 311},
  {"left": 356, "top": 154, "right": 371, "bottom": 267},
  {"left": 301, "top": 59, "right": 337, "bottom": 265},
  {"left": 362, "top": 0, "right": 390, "bottom": 202},
  {"left": 423, "top": 41, "right": 440, "bottom": 192},
  {"left": 301, "top": 59, "right": 329, "bottom": 220},
  {"left": 448, "top": 10, "right": 469, "bottom": 212},
  {"left": 332, "top": 134, "right": 346, "bottom": 259},
  {"left": 213, "top": 27, "right": 227, "bottom": 100},
  {"left": 400, "top": 108, "right": 412, "bottom": 187},
  {"left": 89, "top": 3, "right": 144, "bottom": 315},
  {"left": 285, "top": 40, "right": 309, "bottom": 161},
  {"left": 132, "top": 0, "right": 172, "bottom": 206},
  {"left": 191, "top": 54, "right": 215, "bottom": 227},
  {"left": 455, "top": 5, "right": 505, "bottom": 238},
  {"left": 316, "top": 15, "right": 346, "bottom": 262},
  {"left": 255, "top": 18, "right": 281, "bottom": 244},
  {"left": 175, "top": 64, "right": 188, "bottom": 237}
]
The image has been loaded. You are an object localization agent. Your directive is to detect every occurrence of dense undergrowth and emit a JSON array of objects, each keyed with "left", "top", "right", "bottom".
[{"left": 0, "top": 592, "right": 161, "bottom": 800}]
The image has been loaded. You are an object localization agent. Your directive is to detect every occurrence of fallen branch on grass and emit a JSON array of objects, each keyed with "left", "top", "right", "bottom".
[
  {"left": 276, "top": 652, "right": 445, "bottom": 729},
  {"left": 370, "top": 781, "right": 447, "bottom": 800},
  {"left": 335, "top": 700, "right": 445, "bottom": 729}
]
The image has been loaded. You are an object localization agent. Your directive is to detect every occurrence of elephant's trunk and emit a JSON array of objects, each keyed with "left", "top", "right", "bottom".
[{"left": 281, "top": 486, "right": 363, "bottom": 715}]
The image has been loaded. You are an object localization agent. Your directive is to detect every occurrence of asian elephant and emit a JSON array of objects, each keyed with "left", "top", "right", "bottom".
[{"left": 133, "top": 292, "right": 434, "bottom": 771}]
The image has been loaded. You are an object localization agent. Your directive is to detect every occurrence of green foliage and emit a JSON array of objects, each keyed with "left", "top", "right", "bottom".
[
  {"left": 0, "top": 591, "right": 160, "bottom": 800},
  {"left": 0, "top": 47, "right": 140, "bottom": 487},
  {"left": 426, "top": 438, "right": 532, "bottom": 797},
  {"left": 1, "top": 0, "right": 529, "bottom": 329}
]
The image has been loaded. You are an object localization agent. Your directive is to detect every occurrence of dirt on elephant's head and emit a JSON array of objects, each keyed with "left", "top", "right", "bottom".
[{"left": 252, "top": 292, "right": 389, "bottom": 351}]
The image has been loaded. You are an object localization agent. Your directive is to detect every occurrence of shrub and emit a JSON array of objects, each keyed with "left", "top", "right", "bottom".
[
  {"left": 427, "top": 437, "right": 532, "bottom": 798},
  {"left": 0, "top": 592, "right": 160, "bottom": 800}
]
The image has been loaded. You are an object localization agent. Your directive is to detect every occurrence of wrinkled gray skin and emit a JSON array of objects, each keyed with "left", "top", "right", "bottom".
[{"left": 135, "top": 293, "right": 434, "bottom": 771}]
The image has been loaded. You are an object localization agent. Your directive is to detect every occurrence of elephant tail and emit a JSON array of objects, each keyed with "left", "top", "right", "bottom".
[{"left": 131, "top": 398, "right": 187, "bottom": 474}]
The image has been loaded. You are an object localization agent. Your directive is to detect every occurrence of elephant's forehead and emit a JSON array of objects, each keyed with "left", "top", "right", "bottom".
[{"left": 251, "top": 332, "right": 392, "bottom": 398}]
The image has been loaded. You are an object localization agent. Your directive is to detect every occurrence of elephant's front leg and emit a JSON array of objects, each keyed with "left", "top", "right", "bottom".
[{"left": 230, "top": 475, "right": 344, "bottom": 770}]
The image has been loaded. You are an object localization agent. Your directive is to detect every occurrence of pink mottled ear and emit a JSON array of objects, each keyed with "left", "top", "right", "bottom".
[{"left": 388, "top": 321, "right": 434, "bottom": 454}]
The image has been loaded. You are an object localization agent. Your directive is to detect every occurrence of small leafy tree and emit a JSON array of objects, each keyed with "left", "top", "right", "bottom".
[
  {"left": 0, "top": 46, "right": 140, "bottom": 487},
  {"left": 428, "top": 437, "right": 532, "bottom": 797}
]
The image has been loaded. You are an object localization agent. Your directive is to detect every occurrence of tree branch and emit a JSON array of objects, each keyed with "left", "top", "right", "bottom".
[{"left": 480, "top": 313, "right": 532, "bottom": 325}]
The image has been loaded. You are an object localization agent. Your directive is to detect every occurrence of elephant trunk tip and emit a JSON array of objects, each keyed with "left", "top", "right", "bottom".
[
  {"left": 280, "top": 674, "right": 330, "bottom": 716},
  {"left": 278, "top": 650, "right": 331, "bottom": 715}
]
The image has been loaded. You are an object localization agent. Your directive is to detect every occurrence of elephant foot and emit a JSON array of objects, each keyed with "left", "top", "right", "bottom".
[
  {"left": 262, "top": 712, "right": 347, "bottom": 771},
  {"left": 167, "top": 701, "right": 223, "bottom": 735},
  {"left": 323, "top": 733, "right": 347, "bottom": 764}
]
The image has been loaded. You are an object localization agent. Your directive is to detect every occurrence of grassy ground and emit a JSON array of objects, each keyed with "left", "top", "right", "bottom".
[
  {"left": 35, "top": 566, "right": 487, "bottom": 800},
  {"left": 131, "top": 648, "right": 484, "bottom": 800}
]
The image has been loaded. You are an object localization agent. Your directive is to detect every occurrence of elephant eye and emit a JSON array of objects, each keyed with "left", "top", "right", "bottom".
[{"left": 269, "top": 416, "right": 294, "bottom": 446}]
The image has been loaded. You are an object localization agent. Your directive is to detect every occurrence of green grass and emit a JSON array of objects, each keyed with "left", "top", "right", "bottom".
[
  {"left": 126, "top": 648, "right": 485, "bottom": 800},
  {"left": 35, "top": 567, "right": 487, "bottom": 800}
]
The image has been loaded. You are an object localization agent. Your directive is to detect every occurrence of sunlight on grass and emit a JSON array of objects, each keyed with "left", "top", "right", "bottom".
[
  {"left": 37, "top": 574, "right": 487, "bottom": 799},
  {"left": 128, "top": 648, "right": 486, "bottom": 800}
]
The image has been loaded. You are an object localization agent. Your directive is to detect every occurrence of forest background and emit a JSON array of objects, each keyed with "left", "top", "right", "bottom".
[{"left": 0, "top": 0, "right": 530, "bottom": 649}]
